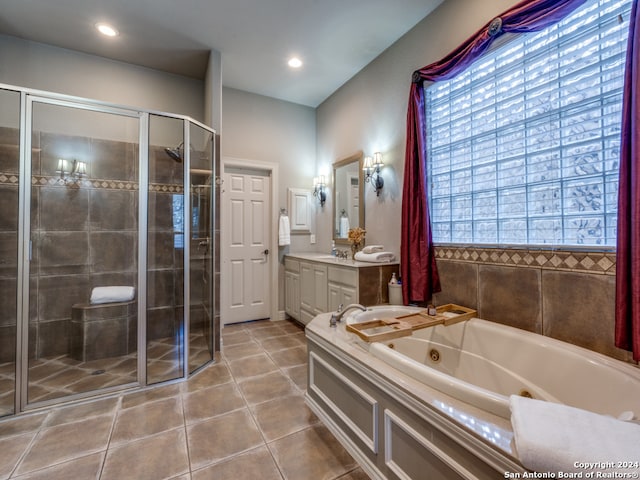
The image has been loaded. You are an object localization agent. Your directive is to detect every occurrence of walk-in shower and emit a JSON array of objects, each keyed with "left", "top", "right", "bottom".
[{"left": 0, "top": 84, "right": 219, "bottom": 417}]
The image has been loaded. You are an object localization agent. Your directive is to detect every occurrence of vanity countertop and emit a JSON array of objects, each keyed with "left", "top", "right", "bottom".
[{"left": 284, "top": 252, "right": 398, "bottom": 268}]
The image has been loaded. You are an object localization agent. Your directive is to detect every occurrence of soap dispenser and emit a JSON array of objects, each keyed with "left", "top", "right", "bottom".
[{"left": 331, "top": 240, "right": 337, "bottom": 257}]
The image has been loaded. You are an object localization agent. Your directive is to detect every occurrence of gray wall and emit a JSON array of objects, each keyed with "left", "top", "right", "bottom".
[
  {"left": 220, "top": 87, "right": 317, "bottom": 311},
  {"left": 0, "top": 34, "right": 206, "bottom": 121}
]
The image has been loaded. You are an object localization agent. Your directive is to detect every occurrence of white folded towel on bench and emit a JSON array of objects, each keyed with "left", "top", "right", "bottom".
[
  {"left": 90, "top": 286, "right": 136, "bottom": 305},
  {"left": 362, "top": 244, "right": 384, "bottom": 254}
]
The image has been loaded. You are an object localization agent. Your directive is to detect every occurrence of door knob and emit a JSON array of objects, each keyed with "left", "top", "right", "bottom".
[{"left": 263, "top": 249, "right": 269, "bottom": 255}]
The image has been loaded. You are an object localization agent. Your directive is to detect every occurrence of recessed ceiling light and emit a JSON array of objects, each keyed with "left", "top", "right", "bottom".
[
  {"left": 288, "top": 57, "right": 303, "bottom": 69},
  {"left": 96, "top": 23, "right": 119, "bottom": 37}
]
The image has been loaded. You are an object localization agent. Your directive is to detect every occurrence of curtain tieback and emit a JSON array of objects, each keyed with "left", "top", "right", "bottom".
[{"left": 488, "top": 17, "right": 503, "bottom": 37}]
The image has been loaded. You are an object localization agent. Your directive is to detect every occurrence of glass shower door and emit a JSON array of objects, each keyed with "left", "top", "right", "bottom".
[
  {"left": 0, "top": 88, "right": 21, "bottom": 417},
  {"left": 188, "top": 124, "right": 214, "bottom": 373},
  {"left": 146, "top": 114, "right": 185, "bottom": 384},
  {"left": 25, "top": 98, "right": 140, "bottom": 406}
]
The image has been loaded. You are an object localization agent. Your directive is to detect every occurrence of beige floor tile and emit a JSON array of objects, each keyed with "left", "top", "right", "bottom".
[
  {"left": 191, "top": 446, "right": 283, "bottom": 480},
  {"left": 270, "top": 425, "right": 357, "bottom": 480},
  {"left": 11, "top": 452, "right": 104, "bottom": 480},
  {"left": 278, "top": 321, "right": 305, "bottom": 334},
  {"left": 269, "top": 346, "right": 307, "bottom": 369},
  {"left": 183, "top": 362, "right": 232, "bottom": 393},
  {"left": 44, "top": 397, "right": 119, "bottom": 427},
  {"left": 0, "top": 433, "right": 34, "bottom": 479},
  {"left": 252, "top": 395, "right": 318, "bottom": 441},
  {"left": 101, "top": 428, "right": 189, "bottom": 480},
  {"left": 0, "top": 413, "right": 47, "bottom": 439},
  {"left": 238, "top": 371, "right": 299, "bottom": 406},
  {"left": 15, "top": 415, "right": 113, "bottom": 475},
  {"left": 183, "top": 382, "right": 245, "bottom": 424},
  {"left": 337, "top": 467, "right": 372, "bottom": 480},
  {"left": 259, "top": 335, "right": 304, "bottom": 351},
  {"left": 186, "top": 408, "right": 263, "bottom": 470},
  {"left": 221, "top": 330, "right": 253, "bottom": 347},
  {"left": 120, "top": 383, "right": 182, "bottom": 410},
  {"left": 284, "top": 364, "right": 308, "bottom": 391},
  {"left": 227, "top": 353, "right": 278, "bottom": 379},
  {"left": 110, "top": 397, "right": 184, "bottom": 446},
  {"left": 221, "top": 341, "right": 263, "bottom": 362},
  {"left": 249, "top": 325, "right": 288, "bottom": 340}
]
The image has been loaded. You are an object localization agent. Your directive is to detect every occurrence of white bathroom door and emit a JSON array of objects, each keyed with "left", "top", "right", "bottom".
[{"left": 222, "top": 167, "right": 272, "bottom": 324}]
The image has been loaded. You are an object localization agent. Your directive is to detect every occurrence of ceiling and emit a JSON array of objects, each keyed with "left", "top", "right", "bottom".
[{"left": 0, "top": 0, "right": 443, "bottom": 107}]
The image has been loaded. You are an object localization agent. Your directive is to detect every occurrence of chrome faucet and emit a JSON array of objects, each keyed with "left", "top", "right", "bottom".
[{"left": 330, "top": 303, "right": 367, "bottom": 327}]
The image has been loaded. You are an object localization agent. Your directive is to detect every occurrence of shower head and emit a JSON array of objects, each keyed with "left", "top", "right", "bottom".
[{"left": 164, "top": 143, "right": 183, "bottom": 163}]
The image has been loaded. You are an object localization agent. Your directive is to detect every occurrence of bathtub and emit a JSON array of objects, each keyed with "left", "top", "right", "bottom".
[{"left": 346, "top": 307, "right": 640, "bottom": 420}]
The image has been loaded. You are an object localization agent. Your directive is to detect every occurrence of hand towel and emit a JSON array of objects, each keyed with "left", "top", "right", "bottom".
[
  {"left": 278, "top": 215, "right": 291, "bottom": 246},
  {"left": 90, "top": 286, "right": 136, "bottom": 305},
  {"left": 362, "top": 245, "right": 384, "bottom": 254},
  {"left": 354, "top": 251, "right": 396, "bottom": 263},
  {"left": 510, "top": 395, "right": 640, "bottom": 475},
  {"left": 339, "top": 216, "right": 350, "bottom": 238}
]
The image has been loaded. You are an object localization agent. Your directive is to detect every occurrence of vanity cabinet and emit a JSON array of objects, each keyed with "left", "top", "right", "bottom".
[
  {"left": 300, "top": 261, "right": 328, "bottom": 323},
  {"left": 284, "top": 254, "right": 398, "bottom": 325},
  {"left": 327, "top": 265, "right": 357, "bottom": 311},
  {"left": 284, "top": 258, "right": 300, "bottom": 321}
]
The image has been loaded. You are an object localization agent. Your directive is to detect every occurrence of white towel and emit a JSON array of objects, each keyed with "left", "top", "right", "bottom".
[
  {"left": 362, "top": 245, "right": 384, "bottom": 254},
  {"left": 354, "top": 251, "right": 396, "bottom": 263},
  {"left": 278, "top": 215, "right": 291, "bottom": 246},
  {"left": 90, "top": 286, "right": 136, "bottom": 305},
  {"left": 339, "top": 216, "right": 350, "bottom": 238},
  {"left": 510, "top": 395, "right": 640, "bottom": 475}
]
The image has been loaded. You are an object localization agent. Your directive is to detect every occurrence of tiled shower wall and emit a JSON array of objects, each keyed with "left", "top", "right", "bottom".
[
  {"left": 31, "top": 130, "right": 138, "bottom": 361},
  {"left": 431, "top": 246, "right": 633, "bottom": 364}
]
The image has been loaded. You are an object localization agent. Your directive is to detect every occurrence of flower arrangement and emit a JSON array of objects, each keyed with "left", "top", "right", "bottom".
[{"left": 347, "top": 227, "right": 366, "bottom": 260}]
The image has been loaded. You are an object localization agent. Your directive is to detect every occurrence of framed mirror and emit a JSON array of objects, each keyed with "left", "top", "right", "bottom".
[{"left": 333, "top": 151, "right": 364, "bottom": 245}]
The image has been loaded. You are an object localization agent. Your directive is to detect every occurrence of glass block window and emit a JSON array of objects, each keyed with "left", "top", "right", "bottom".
[{"left": 426, "top": 0, "right": 631, "bottom": 247}]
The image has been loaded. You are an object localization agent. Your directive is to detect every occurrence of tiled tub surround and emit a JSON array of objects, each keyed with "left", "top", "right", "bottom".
[{"left": 431, "top": 246, "right": 632, "bottom": 364}]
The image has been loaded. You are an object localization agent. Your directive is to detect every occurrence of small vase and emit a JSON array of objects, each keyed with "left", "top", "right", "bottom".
[{"left": 351, "top": 243, "right": 359, "bottom": 261}]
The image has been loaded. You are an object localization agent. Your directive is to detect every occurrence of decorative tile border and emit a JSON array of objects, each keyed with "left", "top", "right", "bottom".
[
  {"left": 434, "top": 245, "right": 616, "bottom": 276},
  {"left": 0, "top": 173, "right": 183, "bottom": 193}
]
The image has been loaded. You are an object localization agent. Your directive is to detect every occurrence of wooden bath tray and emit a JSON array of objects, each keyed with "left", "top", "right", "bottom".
[
  {"left": 396, "top": 303, "right": 477, "bottom": 330},
  {"left": 346, "top": 319, "right": 413, "bottom": 342}
]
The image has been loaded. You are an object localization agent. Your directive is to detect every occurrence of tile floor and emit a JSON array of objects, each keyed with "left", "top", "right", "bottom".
[
  {"left": 0, "top": 319, "right": 370, "bottom": 480},
  {"left": 0, "top": 333, "right": 214, "bottom": 416}
]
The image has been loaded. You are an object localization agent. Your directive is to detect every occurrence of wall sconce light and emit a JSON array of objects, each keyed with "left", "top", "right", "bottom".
[
  {"left": 363, "top": 152, "right": 384, "bottom": 196},
  {"left": 56, "top": 158, "right": 87, "bottom": 185},
  {"left": 313, "top": 175, "right": 326, "bottom": 206}
]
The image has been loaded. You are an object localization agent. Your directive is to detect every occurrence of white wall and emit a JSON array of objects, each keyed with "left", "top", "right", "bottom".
[
  {"left": 0, "top": 34, "right": 205, "bottom": 121},
  {"left": 315, "top": 0, "right": 521, "bottom": 256}
]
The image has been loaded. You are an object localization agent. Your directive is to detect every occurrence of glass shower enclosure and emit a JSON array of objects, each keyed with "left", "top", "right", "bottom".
[{"left": 0, "top": 84, "right": 218, "bottom": 416}]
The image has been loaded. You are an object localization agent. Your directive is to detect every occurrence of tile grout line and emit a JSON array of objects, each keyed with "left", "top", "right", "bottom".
[
  {"left": 177, "top": 384, "right": 193, "bottom": 480},
  {"left": 96, "top": 395, "right": 123, "bottom": 480}
]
